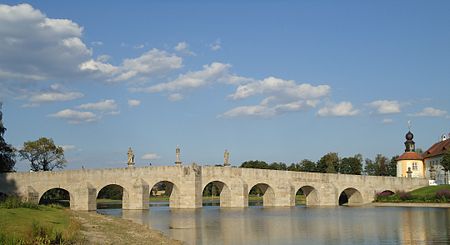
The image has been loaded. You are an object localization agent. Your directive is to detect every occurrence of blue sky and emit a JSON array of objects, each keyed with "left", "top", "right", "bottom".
[{"left": 1, "top": 1, "right": 449, "bottom": 171}]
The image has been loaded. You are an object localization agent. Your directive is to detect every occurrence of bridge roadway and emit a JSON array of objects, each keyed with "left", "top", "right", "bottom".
[{"left": 0, "top": 165, "right": 428, "bottom": 210}]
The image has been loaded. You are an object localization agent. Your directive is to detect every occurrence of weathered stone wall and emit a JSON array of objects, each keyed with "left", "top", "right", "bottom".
[{"left": 0, "top": 165, "right": 429, "bottom": 210}]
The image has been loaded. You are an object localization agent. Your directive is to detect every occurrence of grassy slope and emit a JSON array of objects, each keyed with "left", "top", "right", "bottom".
[
  {"left": 0, "top": 206, "right": 70, "bottom": 237},
  {"left": 409, "top": 185, "right": 450, "bottom": 197}
]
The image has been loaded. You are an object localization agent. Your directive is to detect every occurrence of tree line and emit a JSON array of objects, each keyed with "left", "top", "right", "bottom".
[{"left": 240, "top": 152, "right": 398, "bottom": 176}]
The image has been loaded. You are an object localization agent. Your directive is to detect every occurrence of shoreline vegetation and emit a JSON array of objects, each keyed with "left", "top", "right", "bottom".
[{"left": 374, "top": 185, "right": 450, "bottom": 205}]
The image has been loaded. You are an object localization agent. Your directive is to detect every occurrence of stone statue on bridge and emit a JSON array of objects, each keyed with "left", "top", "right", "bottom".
[
  {"left": 127, "top": 147, "right": 135, "bottom": 167},
  {"left": 175, "top": 145, "right": 182, "bottom": 165},
  {"left": 224, "top": 149, "right": 230, "bottom": 167}
]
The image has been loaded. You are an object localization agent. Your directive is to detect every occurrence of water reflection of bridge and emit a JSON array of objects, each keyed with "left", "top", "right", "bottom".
[{"left": 0, "top": 165, "right": 427, "bottom": 210}]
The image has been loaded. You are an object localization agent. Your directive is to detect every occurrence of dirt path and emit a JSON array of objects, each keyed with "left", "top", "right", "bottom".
[{"left": 72, "top": 211, "right": 183, "bottom": 245}]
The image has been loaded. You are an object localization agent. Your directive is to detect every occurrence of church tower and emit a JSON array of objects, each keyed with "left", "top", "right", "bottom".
[{"left": 396, "top": 128, "right": 425, "bottom": 178}]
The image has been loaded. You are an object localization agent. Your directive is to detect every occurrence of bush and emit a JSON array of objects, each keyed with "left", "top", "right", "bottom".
[
  {"left": 398, "top": 191, "right": 413, "bottom": 201},
  {"left": 436, "top": 189, "right": 450, "bottom": 201},
  {"left": 0, "top": 196, "right": 39, "bottom": 209}
]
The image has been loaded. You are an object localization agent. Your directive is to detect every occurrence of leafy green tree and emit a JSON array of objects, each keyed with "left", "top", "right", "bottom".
[
  {"left": 375, "top": 154, "right": 389, "bottom": 176},
  {"left": 240, "top": 160, "right": 269, "bottom": 169},
  {"left": 441, "top": 150, "right": 450, "bottom": 184},
  {"left": 298, "top": 159, "right": 317, "bottom": 172},
  {"left": 317, "top": 152, "right": 339, "bottom": 173},
  {"left": 0, "top": 103, "right": 16, "bottom": 172},
  {"left": 387, "top": 156, "right": 398, "bottom": 177},
  {"left": 19, "top": 137, "right": 66, "bottom": 171},
  {"left": 287, "top": 163, "right": 301, "bottom": 172},
  {"left": 364, "top": 158, "right": 378, "bottom": 176},
  {"left": 339, "top": 155, "right": 362, "bottom": 175},
  {"left": 269, "top": 162, "right": 287, "bottom": 170}
]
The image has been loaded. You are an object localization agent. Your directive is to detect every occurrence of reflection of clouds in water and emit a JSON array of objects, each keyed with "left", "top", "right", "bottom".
[{"left": 101, "top": 207, "right": 450, "bottom": 245}]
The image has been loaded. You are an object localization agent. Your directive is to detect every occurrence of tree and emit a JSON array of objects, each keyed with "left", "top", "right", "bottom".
[
  {"left": 441, "top": 150, "right": 450, "bottom": 184},
  {"left": 316, "top": 152, "right": 339, "bottom": 173},
  {"left": 364, "top": 158, "right": 378, "bottom": 176},
  {"left": 287, "top": 163, "right": 301, "bottom": 172},
  {"left": 298, "top": 159, "right": 317, "bottom": 172},
  {"left": 339, "top": 154, "right": 362, "bottom": 175},
  {"left": 0, "top": 103, "right": 15, "bottom": 172},
  {"left": 375, "top": 154, "right": 389, "bottom": 176},
  {"left": 19, "top": 137, "right": 66, "bottom": 171},
  {"left": 240, "top": 160, "right": 269, "bottom": 169},
  {"left": 387, "top": 156, "right": 398, "bottom": 177},
  {"left": 269, "top": 162, "right": 287, "bottom": 170}
]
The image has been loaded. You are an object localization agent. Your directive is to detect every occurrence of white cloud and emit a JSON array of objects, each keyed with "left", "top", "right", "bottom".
[
  {"left": 22, "top": 83, "right": 84, "bottom": 107},
  {"left": 77, "top": 99, "right": 117, "bottom": 111},
  {"left": 210, "top": 39, "right": 221, "bottom": 51},
  {"left": 111, "top": 49, "right": 183, "bottom": 82},
  {"left": 174, "top": 41, "right": 195, "bottom": 56},
  {"left": 168, "top": 93, "right": 183, "bottom": 102},
  {"left": 96, "top": 55, "right": 111, "bottom": 63},
  {"left": 79, "top": 59, "right": 118, "bottom": 75},
  {"left": 50, "top": 109, "right": 97, "bottom": 123},
  {"left": 0, "top": 4, "right": 92, "bottom": 82},
  {"left": 29, "top": 91, "right": 83, "bottom": 103},
  {"left": 382, "top": 118, "right": 394, "bottom": 124},
  {"left": 128, "top": 99, "right": 141, "bottom": 107},
  {"left": 61, "top": 145, "right": 76, "bottom": 151},
  {"left": 133, "top": 44, "right": 145, "bottom": 49},
  {"left": 230, "top": 77, "right": 330, "bottom": 100},
  {"left": 369, "top": 100, "right": 401, "bottom": 114},
  {"left": 132, "top": 62, "right": 248, "bottom": 97},
  {"left": 411, "top": 107, "right": 447, "bottom": 117},
  {"left": 141, "top": 153, "right": 161, "bottom": 160},
  {"left": 317, "top": 102, "right": 359, "bottom": 117},
  {"left": 221, "top": 99, "right": 306, "bottom": 118}
]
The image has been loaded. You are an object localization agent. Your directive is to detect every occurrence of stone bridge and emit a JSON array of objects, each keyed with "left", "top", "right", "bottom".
[{"left": 0, "top": 165, "right": 428, "bottom": 211}]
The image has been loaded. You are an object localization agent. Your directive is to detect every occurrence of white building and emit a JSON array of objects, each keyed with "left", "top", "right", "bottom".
[{"left": 423, "top": 134, "right": 450, "bottom": 185}]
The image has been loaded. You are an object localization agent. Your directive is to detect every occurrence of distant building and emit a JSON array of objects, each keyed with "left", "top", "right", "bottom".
[
  {"left": 423, "top": 134, "right": 450, "bottom": 184},
  {"left": 397, "top": 130, "right": 450, "bottom": 184}
]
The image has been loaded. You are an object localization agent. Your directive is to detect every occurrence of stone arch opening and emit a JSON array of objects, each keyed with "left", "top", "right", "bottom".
[
  {"left": 150, "top": 181, "right": 180, "bottom": 208},
  {"left": 248, "top": 183, "right": 275, "bottom": 207},
  {"left": 202, "top": 181, "right": 231, "bottom": 207},
  {"left": 97, "top": 184, "right": 127, "bottom": 209},
  {"left": 380, "top": 190, "right": 395, "bottom": 196},
  {"left": 39, "top": 188, "right": 71, "bottom": 208},
  {"left": 296, "top": 186, "right": 319, "bottom": 206},
  {"left": 339, "top": 187, "right": 363, "bottom": 206}
]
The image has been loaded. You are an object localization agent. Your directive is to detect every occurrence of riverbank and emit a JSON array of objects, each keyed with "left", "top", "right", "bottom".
[
  {"left": 0, "top": 199, "right": 182, "bottom": 245},
  {"left": 372, "top": 202, "right": 450, "bottom": 208},
  {"left": 73, "top": 210, "right": 182, "bottom": 245}
]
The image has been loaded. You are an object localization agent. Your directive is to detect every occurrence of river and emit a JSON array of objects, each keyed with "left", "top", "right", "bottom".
[{"left": 97, "top": 202, "right": 450, "bottom": 245}]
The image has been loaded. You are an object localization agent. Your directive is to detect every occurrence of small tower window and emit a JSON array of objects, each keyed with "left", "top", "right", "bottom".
[{"left": 412, "top": 162, "right": 418, "bottom": 171}]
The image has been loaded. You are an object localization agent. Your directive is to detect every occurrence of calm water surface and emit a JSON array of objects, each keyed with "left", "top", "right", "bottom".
[{"left": 97, "top": 202, "right": 450, "bottom": 245}]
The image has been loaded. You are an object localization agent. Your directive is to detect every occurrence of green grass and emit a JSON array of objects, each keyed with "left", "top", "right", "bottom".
[
  {"left": 375, "top": 185, "right": 450, "bottom": 203},
  {"left": 409, "top": 185, "right": 450, "bottom": 197},
  {"left": 0, "top": 198, "right": 81, "bottom": 244}
]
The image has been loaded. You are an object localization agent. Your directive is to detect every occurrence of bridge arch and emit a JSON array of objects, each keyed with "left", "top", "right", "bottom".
[
  {"left": 39, "top": 187, "right": 71, "bottom": 207},
  {"left": 96, "top": 184, "right": 128, "bottom": 209},
  {"left": 149, "top": 180, "right": 180, "bottom": 208},
  {"left": 248, "top": 183, "right": 275, "bottom": 206},
  {"left": 338, "top": 187, "right": 363, "bottom": 206},
  {"left": 295, "top": 185, "right": 320, "bottom": 206},
  {"left": 202, "top": 180, "right": 231, "bottom": 207}
]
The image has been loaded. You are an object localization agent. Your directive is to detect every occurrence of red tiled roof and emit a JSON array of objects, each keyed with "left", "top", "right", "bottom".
[
  {"left": 397, "top": 152, "right": 424, "bottom": 161},
  {"left": 423, "top": 139, "right": 450, "bottom": 159}
]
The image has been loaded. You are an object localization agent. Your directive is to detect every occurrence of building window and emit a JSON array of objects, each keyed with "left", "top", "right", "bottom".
[{"left": 412, "top": 162, "right": 418, "bottom": 171}]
